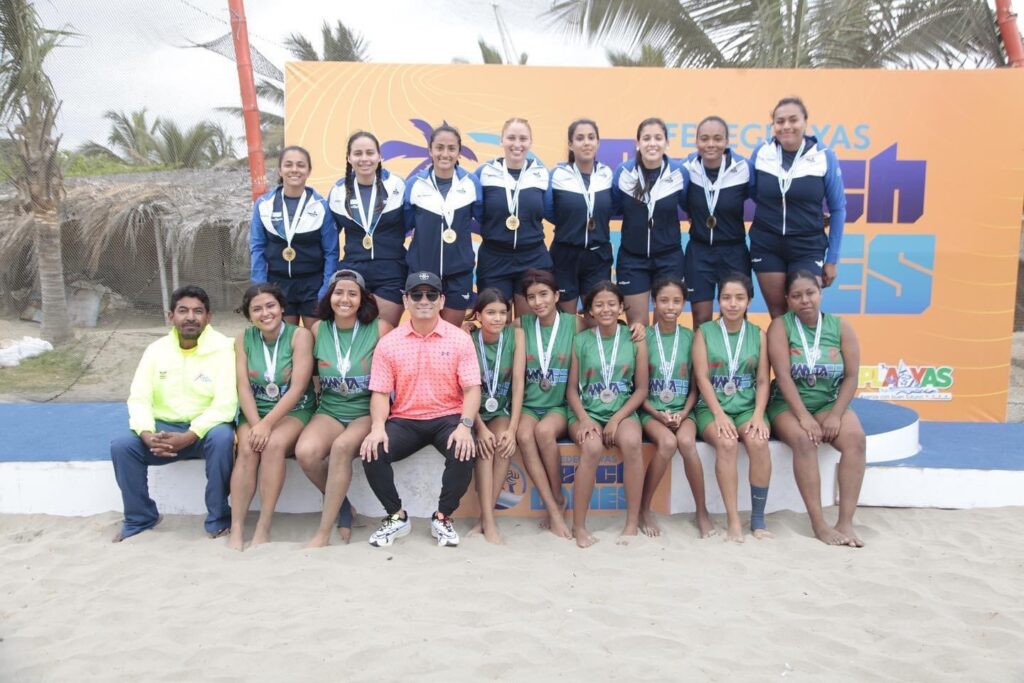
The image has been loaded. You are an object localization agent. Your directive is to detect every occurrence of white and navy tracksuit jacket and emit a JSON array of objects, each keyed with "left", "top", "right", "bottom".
[
  {"left": 682, "top": 150, "right": 755, "bottom": 246},
  {"left": 328, "top": 169, "right": 406, "bottom": 264},
  {"left": 611, "top": 156, "right": 689, "bottom": 258},
  {"left": 403, "top": 165, "right": 482, "bottom": 277},
  {"left": 544, "top": 161, "right": 615, "bottom": 250}
]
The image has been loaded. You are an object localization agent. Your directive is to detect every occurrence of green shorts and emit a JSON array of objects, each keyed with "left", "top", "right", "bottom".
[
  {"left": 568, "top": 412, "right": 640, "bottom": 428},
  {"left": 692, "top": 405, "right": 755, "bottom": 436},
  {"left": 766, "top": 399, "right": 836, "bottom": 423},
  {"left": 238, "top": 407, "right": 314, "bottom": 427},
  {"left": 639, "top": 410, "right": 690, "bottom": 427},
  {"left": 522, "top": 405, "right": 568, "bottom": 422},
  {"left": 314, "top": 406, "right": 361, "bottom": 427}
]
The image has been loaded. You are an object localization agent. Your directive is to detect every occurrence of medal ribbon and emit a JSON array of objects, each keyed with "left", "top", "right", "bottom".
[
  {"left": 353, "top": 181, "right": 379, "bottom": 258},
  {"left": 654, "top": 324, "right": 680, "bottom": 391},
  {"left": 330, "top": 320, "right": 360, "bottom": 382},
  {"left": 594, "top": 326, "right": 622, "bottom": 393},
  {"left": 477, "top": 328, "right": 505, "bottom": 403},
  {"left": 697, "top": 153, "right": 727, "bottom": 245},
  {"left": 717, "top": 318, "right": 746, "bottom": 388},
  {"left": 430, "top": 169, "right": 457, "bottom": 229},
  {"left": 774, "top": 138, "right": 807, "bottom": 235},
  {"left": 535, "top": 313, "right": 561, "bottom": 386},
  {"left": 502, "top": 159, "right": 530, "bottom": 250},
  {"left": 794, "top": 311, "right": 823, "bottom": 373},
  {"left": 261, "top": 322, "right": 286, "bottom": 388},
  {"left": 279, "top": 189, "right": 310, "bottom": 278},
  {"left": 636, "top": 159, "right": 668, "bottom": 256},
  {"left": 571, "top": 163, "right": 596, "bottom": 247}
]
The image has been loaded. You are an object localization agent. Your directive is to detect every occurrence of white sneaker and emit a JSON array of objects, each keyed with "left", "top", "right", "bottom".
[
  {"left": 430, "top": 512, "right": 459, "bottom": 547},
  {"left": 368, "top": 512, "right": 411, "bottom": 547}
]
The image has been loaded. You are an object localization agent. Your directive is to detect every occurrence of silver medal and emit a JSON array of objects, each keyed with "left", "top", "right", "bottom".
[
  {"left": 599, "top": 388, "right": 615, "bottom": 404},
  {"left": 485, "top": 397, "right": 499, "bottom": 413},
  {"left": 659, "top": 388, "right": 675, "bottom": 404},
  {"left": 338, "top": 382, "right": 350, "bottom": 396},
  {"left": 539, "top": 377, "right": 552, "bottom": 392},
  {"left": 723, "top": 380, "right": 737, "bottom": 396},
  {"left": 265, "top": 382, "right": 280, "bottom": 399},
  {"left": 806, "top": 374, "right": 817, "bottom": 387}
]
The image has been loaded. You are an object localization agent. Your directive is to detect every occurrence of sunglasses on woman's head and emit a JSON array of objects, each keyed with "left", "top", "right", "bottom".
[{"left": 408, "top": 289, "right": 440, "bottom": 302}]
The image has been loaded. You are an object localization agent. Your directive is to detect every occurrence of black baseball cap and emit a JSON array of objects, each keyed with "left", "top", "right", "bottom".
[{"left": 404, "top": 271, "right": 443, "bottom": 292}]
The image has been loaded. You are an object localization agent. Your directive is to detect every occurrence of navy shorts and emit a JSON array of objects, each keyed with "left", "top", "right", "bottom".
[
  {"left": 614, "top": 248, "right": 685, "bottom": 296},
  {"left": 550, "top": 242, "right": 613, "bottom": 303},
  {"left": 749, "top": 229, "right": 828, "bottom": 276},
  {"left": 684, "top": 239, "right": 751, "bottom": 303},
  {"left": 269, "top": 272, "right": 320, "bottom": 318},
  {"left": 437, "top": 270, "right": 475, "bottom": 311},
  {"left": 477, "top": 242, "right": 553, "bottom": 301},
  {"left": 340, "top": 258, "right": 406, "bottom": 306}
]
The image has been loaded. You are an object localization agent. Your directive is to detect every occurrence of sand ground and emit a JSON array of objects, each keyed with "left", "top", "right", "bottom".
[{"left": 1, "top": 508, "right": 1022, "bottom": 681}]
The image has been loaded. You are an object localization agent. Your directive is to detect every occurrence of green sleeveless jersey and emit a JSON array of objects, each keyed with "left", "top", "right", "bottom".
[
  {"left": 314, "top": 318, "right": 381, "bottom": 422},
  {"left": 696, "top": 319, "right": 761, "bottom": 417},
  {"left": 573, "top": 325, "right": 636, "bottom": 424},
  {"left": 521, "top": 311, "right": 576, "bottom": 409},
  {"left": 646, "top": 323, "right": 694, "bottom": 413},
  {"left": 769, "top": 311, "right": 844, "bottom": 413},
  {"left": 472, "top": 326, "right": 516, "bottom": 421},
  {"left": 244, "top": 323, "right": 315, "bottom": 418}
]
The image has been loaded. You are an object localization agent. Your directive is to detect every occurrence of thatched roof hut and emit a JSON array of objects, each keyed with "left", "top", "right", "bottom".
[{"left": 0, "top": 168, "right": 254, "bottom": 314}]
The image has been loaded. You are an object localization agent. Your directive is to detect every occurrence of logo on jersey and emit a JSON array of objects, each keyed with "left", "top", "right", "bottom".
[{"left": 857, "top": 359, "right": 953, "bottom": 401}]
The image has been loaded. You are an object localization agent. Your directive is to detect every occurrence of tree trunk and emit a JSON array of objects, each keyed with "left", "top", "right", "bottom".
[{"left": 32, "top": 206, "right": 72, "bottom": 344}]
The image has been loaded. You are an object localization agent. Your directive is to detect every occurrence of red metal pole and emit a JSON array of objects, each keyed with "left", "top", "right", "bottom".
[
  {"left": 228, "top": 0, "right": 269, "bottom": 200},
  {"left": 996, "top": 0, "right": 1024, "bottom": 67}
]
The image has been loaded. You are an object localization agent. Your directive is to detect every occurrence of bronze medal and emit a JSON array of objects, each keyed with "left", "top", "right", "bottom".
[
  {"left": 281, "top": 246, "right": 296, "bottom": 262},
  {"left": 586, "top": 217, "right": 595, "bottom": 231},
  {"left": 706, "top": 215, "right": 717, "bottom": 230},
  {"left": 505, "top": 215, "right": 520, "bottom": 231}
]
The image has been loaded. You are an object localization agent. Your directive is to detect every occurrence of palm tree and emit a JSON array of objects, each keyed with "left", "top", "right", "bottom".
[
  {"left": 77, "top": 109, "right": 160, "bottom": 165},
  {"left": 214, "top": 19, "right": 368, "bottom": 159},
  {"left": 80, "top": 112, "right": 236, "bottom": 169},
  {"left": 477, "top": 37, "right": 529, "bottom": 64},
  {"left": 284, "top": 20, "right": 369, "bottom": 62},
  {"left": 607, "top": 43, "right": 668, "bottom": 66},
  {"left": 0, "top": 0, "right": 72, "bottom": 344},
  {"left": 548, "top": 0, "right": 1006, "bottom": 68}
]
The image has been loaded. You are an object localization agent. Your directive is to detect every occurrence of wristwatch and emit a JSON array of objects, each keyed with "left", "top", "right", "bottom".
[{"left": 459, "top": 416, "right": 473, "bottom": 429}]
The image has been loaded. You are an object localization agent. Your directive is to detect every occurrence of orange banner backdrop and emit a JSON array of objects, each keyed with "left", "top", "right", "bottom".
[{"left": 286, "top": 63, "right": 1024, "bottom": 421}]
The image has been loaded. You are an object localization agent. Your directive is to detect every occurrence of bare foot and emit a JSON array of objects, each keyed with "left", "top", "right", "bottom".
[
  {"left": 251, "top": 525, "right": 271, "bottom": 547},
  {"left": 305, "top": 529, "right": 330, "bottom": 549},
  {"left": 696, "top": 511, "right": 717, "bottom": 539},
  {"left": 812, "top": 521, "right": 850, "bottom": 546},
  {"left": 574, "top": 527, "right": 598, "bottom": 548},
  {"left": 639, "top": 510, "right": 661, "bottom": 537},
  {"left": 834, "top": 522, "right": 864, "bottom": 547},
  {"left": 468, "top": 522, "right": 483, "bottom": 536},
  {"left": 547, "top": 514, "right": 572, "bottom": 539},
  {"left": 752, "top": 528, "right": 774, "bottom": 540},
  {"left": 338, "top": 526, "right": 352, "bottom": 544},
  {"left": 617, "top": 522, "right": 640, "bottom": 545},
  {"left": 483, "top": 525, "right": 503, "bottom": 545},
  {"left": 726, "top": 521, "right": 745, "bottom": 544},
  {"left": 539, "top": 496, "right": 568, "bottom": 530},
  {"left": 226, "top": 527, "right": 245, "bottom": 551}
]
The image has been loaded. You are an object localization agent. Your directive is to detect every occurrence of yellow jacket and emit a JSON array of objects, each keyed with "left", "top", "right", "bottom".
[{"left": 127, "top": 325, "right": 238, "bottom": 437}]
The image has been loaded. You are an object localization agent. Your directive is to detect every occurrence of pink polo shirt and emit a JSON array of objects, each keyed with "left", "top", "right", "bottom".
[{"left": 369, "top": 318, "right": 481, "bottom": 420}]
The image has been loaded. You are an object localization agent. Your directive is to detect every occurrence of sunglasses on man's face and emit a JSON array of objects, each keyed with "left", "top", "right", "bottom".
[{"left": 408, "top": 289, "right": 440, "bottom": 302}]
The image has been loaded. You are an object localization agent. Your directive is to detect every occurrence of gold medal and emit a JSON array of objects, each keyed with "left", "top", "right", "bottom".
[
  {"left": 362, "top": 234, "right": 373, "bottom": 250},
  {"left": 706, "top": 215, "right": 717, "bottom": 229},
  {"left": 282, "top": 246, "right": 296, "bottom": 262},
  {"left": 505, "top": 215, "right": 520, "bottom": 231},
  {"left": 442, "top": 228, "right": 457, "bottom": 244}
]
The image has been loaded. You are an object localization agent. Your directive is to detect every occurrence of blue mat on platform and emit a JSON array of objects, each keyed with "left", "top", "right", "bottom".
[
  {"left": 872, "top": 422, "right": 1024, "bottom": 471},
  {"left": 1, "top": 402, "right": 126, "bottom": 462}
]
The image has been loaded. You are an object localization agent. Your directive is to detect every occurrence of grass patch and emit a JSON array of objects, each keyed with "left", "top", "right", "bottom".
[{"left": 1, "top": 346, "right": 87, "bottom": 395}]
